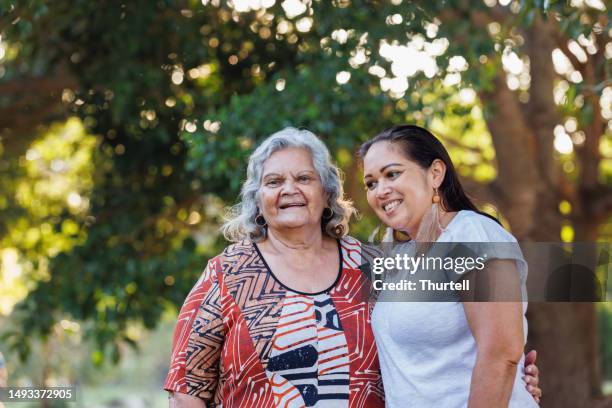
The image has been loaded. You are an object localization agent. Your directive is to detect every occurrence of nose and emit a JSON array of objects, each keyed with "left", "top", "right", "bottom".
[
  {"left": 280, "top": 179, "right": 299, "bottom": 195},
  {"left": 375, "top": 178, "right": 392, "bottom": 199}
]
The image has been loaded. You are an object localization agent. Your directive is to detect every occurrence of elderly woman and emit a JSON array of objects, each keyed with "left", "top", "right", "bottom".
[{"left": 164, "top": 128, "right": 384, "bottom": 407}]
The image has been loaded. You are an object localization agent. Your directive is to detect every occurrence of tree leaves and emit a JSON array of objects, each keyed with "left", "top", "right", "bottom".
[{"left": 1, "top": 0, "right": 609, "bottom": 365}]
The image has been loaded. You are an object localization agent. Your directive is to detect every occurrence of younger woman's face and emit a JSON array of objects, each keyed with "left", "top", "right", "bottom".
[{"left": 362, "top": 141, "right": 438, "bottom": 236}]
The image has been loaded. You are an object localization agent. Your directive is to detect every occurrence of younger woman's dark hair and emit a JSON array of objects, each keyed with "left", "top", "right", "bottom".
[{"left": 359, "top": 124, "right": 499, "bottom": 224}]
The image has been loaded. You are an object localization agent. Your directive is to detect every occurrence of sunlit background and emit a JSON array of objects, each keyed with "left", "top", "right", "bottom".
[{"left": 0, "top": 0, "right": 611, "bottom": 406}]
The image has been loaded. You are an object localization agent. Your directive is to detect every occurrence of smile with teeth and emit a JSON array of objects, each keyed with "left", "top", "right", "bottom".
[
  {"left": 383, "top": 199, "right": 402, "bottom": 213},
  {"left": 279, "top": 203, "right": 306, "bottom": 209}
]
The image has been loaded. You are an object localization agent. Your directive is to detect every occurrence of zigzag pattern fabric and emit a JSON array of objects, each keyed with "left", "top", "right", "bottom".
[{"left": 164, "top": 237, "right": 384, "bottom": 408}]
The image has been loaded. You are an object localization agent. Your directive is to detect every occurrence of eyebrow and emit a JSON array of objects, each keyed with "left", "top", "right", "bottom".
[
  {"left": 364, "top": 163, "right": 403, "bottom": 179},
  {"left": 263, "top": 170, "right": 315, "bottom": 179},
  {"left": 262, "top": 172, "right": 282, "bottom": 180}
]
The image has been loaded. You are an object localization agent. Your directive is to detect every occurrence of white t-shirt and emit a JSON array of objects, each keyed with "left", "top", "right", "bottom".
[{"left": 371, "top": 210, "right": 538, "bottom": 408}]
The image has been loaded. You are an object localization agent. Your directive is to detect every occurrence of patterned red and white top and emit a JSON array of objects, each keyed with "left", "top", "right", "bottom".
[{"left": 164, "top": 236, "right": 384, "bottom": 407}]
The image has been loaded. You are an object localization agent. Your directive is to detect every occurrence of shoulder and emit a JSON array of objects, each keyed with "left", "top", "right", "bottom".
[
  {"left": 183, "top": 242, "right": 257, "bottom": 291},
  {"left": 339, "top": 235, "right": 362, "bottom": 252},
  {"left": 445, "top": 211, "right": 528, "bottom": 281},
  {"left": 442, "top": 211, "right": 517, "bottom": 243},
  {"left": 339, "top": 235, "right": 385, "bottom": 276},
  {"left": 212, "top": 240, "right": 260, "bottom": 277},
  {"left": 339, "top": 235, "right": 369, "bottom": 269},
  {"left": 220, "top": 240, "right": 257, "bottom": 259}
]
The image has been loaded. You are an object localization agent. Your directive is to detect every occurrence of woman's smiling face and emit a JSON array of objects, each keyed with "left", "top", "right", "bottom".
[
  {"left": 363, "top": 141, "right": 435, "bottom": 236},
  {"left": 259, "top": 147, "right": 327, "bottom": 233}
]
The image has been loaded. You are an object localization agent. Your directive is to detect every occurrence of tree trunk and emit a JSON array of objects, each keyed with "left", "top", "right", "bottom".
[
  {"left": 480, "top": 16, "right": 609, "bottom": 406},
  {"left": 526, "top": 303, "right": 603, "bottom": 404}
]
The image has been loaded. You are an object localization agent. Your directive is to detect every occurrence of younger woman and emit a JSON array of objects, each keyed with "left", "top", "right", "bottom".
[{"left": 361, "top": 125, "right": 541, "bottom": 407}]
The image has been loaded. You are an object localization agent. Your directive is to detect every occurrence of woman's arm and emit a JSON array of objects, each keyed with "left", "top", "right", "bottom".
[
  {"left": 169, "top": 392, "right": 206, "bottom": 408},
  {"left": 164, "top": 258, "right": 224, "bottom": 407},
  {"left": 463, "top": 259, "right": 525, "bottom": 408}
]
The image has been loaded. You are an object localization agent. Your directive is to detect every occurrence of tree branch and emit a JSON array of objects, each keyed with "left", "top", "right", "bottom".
[
  {"left": 435, "top": 130, "right": 490, "bottom": 156},
  {"left": 0, "top": 74, "right": 78, "bottom": 154},
  {"left": 459, "top": 177, "right": 499, "bottom": 208},
  {"left": 0, "top": 76, "right": 77, "bottom": 95},
  {"left": 470, "top": 5, "right": 513, "bottom": 28},
  {"left": 552, "top": 27, "right": 587, "bottom": 75},
  {"left": 525, "top": 15, "right": 564, "bottom": 188},
  {"left": 478, "top": 72, "right": 539, "bottom": 239},
  {"left": 587, "top": 185, "right": 612, "bottom": 223},
  {"left": 576, "top": 61, "right": 604, "bottom": 193}
]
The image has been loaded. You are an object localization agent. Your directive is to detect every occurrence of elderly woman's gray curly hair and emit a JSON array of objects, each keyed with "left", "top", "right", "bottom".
[{"left": 221, "top": 127, "right": 356, "bottom": 242}]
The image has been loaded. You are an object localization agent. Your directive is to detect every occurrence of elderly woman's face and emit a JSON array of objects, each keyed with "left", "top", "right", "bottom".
[{"left": 259, "top": 147, "right": 327, "bottom": 233}]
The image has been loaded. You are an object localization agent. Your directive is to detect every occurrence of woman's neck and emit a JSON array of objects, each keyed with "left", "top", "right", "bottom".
[
  {"left": 412, "top": 209, "right": 458, "bottom": 242},
  {"left": 265, "top": 227, "right": 326, "bottom": 254}
]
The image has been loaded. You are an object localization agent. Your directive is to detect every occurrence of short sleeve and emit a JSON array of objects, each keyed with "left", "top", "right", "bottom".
[
  {"left": 184, "top": 273, "right": 224, "bottom": 401},
  {"left": 164, "top": 258, "right": 224, "bottom": 402},
  {"left": 441, "top": 212, "right": 528, "bottom": 285}
]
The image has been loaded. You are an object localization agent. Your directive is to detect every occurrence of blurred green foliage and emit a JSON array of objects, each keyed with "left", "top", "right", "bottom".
[
  {"left": 0, "top": 0, "right": 609, "bottom": 370},
  {"left": 1, "top": 315, "right": 173, "bottom": 407}
]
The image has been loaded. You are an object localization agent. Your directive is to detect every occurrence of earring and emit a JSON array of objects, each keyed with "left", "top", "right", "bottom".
[
  {"left": 393, "top": 229, "right": 412, "bottom": 242},
  {"left": 255, "top": 214, "right": 267, "bottom": 227},
  {"left": 432, "top": 188, "right": 441, "bottom": 204},
  {"left": 431, "top": 188, "right": 446, "bottom": 233},
  {"left": 322, "top": 207, "right": 334, "bottom": 220},
  {"left": 414, "top": 188, "right": 445, "bottom": 242},
  {"left": 333, "top": 224, "right": 345, "bottom": 236}
]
